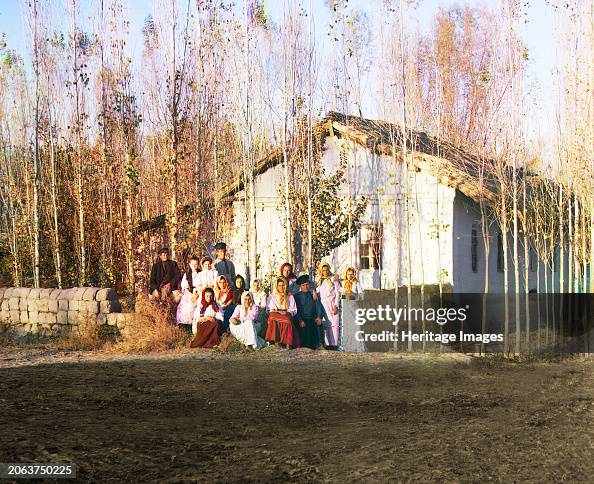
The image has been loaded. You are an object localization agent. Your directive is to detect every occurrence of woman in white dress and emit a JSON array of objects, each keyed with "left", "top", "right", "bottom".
[
  {"left": 316, "top": 262, "right": 342, "bottom": 350},
  {"left": 341, "top": 267, "right": 363, "bottom": 300},
  {"left": 250, "top": 279, "right": 267, "bottom": 309},
  {"left": 194, "top": 256, "right": 219, "bottom": 303},
  {"left": 229, "top": 292, "right": 265, "bottom": 349},
  {"left": 250, "top": 278, "right": 268, "bottom": 336},
  {"left": 176, "top": 256, "right": 201, "bottom": 327}
]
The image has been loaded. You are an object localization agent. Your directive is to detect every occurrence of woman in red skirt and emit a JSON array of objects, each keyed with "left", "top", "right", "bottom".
[
  {"left": 265, "top": 277, "right": 300, "bottom": 348},
  {"left": 190, "top": 288, "right": 224, "bottom": 348}
]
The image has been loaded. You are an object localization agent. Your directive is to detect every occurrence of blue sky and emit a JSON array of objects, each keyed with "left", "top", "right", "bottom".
[{"left": 0, "top": 0, "right": 558, "bottom": 154}]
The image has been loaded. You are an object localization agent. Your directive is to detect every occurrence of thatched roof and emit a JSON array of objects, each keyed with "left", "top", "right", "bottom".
[
  {"left": 137, "top": 112, "right": 498, "bottom": 233},
  {"left": 324, "top": 112, "right": 499, "bottom": 203},
  {"left": 217, "top": 111, "right": 498, "bottom": 204}
]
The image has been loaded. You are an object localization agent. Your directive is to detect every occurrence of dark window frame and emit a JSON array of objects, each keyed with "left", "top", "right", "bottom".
[{"left": 497, "top": 233, "right": 504, "bottom": 273}]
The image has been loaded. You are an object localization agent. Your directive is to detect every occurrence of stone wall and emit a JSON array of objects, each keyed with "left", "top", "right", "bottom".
[{"left": 0, "top": 287, "right": 129, "bottom": 337}]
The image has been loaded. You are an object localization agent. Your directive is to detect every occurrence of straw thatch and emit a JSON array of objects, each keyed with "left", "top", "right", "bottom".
[{"left": 137, "top": 112, "right": 500, "bottom": 233}]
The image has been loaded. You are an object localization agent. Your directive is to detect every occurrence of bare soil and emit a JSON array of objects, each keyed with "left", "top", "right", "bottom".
[{"left": 0, "top": 347, "right": 593, "bottom": 483}]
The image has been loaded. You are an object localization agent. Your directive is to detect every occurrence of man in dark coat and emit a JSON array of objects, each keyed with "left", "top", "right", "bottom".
[
  {"left": 149, "top": 247, "right": 182, "bottom": 303},
  {"left": 213, "top": 242, "right": 236, "bottom": 285},
  {"left": 294, "top": 274, "right": 324, "bottom": 349}
]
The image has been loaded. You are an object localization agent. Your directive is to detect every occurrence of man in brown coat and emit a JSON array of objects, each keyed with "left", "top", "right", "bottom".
[{"left": 149, "top": 248, "right": 182, "bottom": 303}]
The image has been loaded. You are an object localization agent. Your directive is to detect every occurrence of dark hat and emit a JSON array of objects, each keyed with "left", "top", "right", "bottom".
[
  {"left": 214, "top": 242, "right": 227, "bottom": 250},
  {"left": 158, "top": 247, "right": 170, "bottom": 255},
  {"left": 296, "top": 274, "right": 310, "bottom": 286}
]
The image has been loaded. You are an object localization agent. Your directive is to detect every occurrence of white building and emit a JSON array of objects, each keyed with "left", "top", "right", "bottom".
[{"left": 219, "top": 112, "right": 566, "bottom": 293}]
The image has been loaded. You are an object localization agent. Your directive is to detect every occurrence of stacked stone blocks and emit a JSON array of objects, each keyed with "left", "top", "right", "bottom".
[{"left": 0, "top": 287, "right": 126, "bottom": 337}]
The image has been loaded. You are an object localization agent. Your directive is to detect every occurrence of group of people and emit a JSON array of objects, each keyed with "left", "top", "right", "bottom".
[{"left": 148, "top": 242, "right": 363, "bottom": 351}]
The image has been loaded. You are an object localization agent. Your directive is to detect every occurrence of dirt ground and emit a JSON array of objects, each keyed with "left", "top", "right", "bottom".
[{"left": 0, "top": 347, "right": 593, "bottom": 483}]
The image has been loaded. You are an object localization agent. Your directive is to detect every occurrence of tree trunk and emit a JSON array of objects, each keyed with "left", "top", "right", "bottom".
[
  {"left": 49, "top": 126, "right": 62, "bottom": 288},
  {"left": 502, "top": 207, "right": 510, "bottom": 355},
  {"left": 77, "top": 145, "right": 87, "bottom": 285},
  {"left": 125, "top": 152, "right": 135, "bottom": 294},
  {"left": 169, "top": 129, "right": 178, "bottom": 261},
  {"left": 32, "top": 0, "right": 41, "bottom": 288},
  {"left": 590, "top": 198, "right": 594, "bottom": 293}
]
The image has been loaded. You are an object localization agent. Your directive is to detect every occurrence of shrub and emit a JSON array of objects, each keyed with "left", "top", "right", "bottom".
[{"left": 113, "top": 294, "right": 188, "bottom": 353}]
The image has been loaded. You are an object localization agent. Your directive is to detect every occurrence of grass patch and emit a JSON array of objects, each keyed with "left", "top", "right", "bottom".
[{"left": 112, "top": 294, "right": 189, "bottom": 353}]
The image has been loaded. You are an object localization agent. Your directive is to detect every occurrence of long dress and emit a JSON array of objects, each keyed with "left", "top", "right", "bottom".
[
  {"left": 317, "top": 278, "right": 341, "bottom": 347},
  {"left": 251, "top": 289, "right": 268, "bottom": 337},
  {"left": 176, "top": 270, "right": 201, "bottom": 326},
  {"left": 229, "top": 304, "right": 265, "bottom": 349},
  {"left": 265, "top": 293, "right": 300, "bottom": 347},
  {"left": 190, "top": 303, "right": 224, "bottom": 348}
]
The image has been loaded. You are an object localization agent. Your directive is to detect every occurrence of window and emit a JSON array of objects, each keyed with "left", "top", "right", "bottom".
[
  {"left": 471, "top": 228, "right": 479, "bottom": 273},
  {"left": 497, "top": 233, "right": 504, "bottom": 273},
  {"left": 360, "top": 224, "right": 383, "bottom": 270}
]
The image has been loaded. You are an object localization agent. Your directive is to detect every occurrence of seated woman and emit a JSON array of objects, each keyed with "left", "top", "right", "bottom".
[
  {"left": 341, "top": 266, "right": 363, "bottom": 301},
  {"left": 215, "top": 275, "right": 235, "bottom": 332},
  {"left": 229, "top": 292, "right": 265, "bottom": 349},
  {"left": 233, "top": 274, "right": 247, "bottom": 305},
  {"left": 250, "top": 278, "right": 268, "bottom": 337},
  {"left": 265, "top": 277, "right": 300, "bottom": 349},
  {"left": 190, "top": 288, "right": 224, "bottom": 348},
  {"left": 176, "top": 256, "right": 201, "bottom": 327}
]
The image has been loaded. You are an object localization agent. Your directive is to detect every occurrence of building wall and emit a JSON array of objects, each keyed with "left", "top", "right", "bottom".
[
  {"left": 452, "top": 192, "right": 567, "bottom": 293},
  {"left": 229, "top": 136, "right": 457, "bottom": 289},
  {"left": 227, "top": 136, "right": 571, "bottom": 294},
  {"left": 320, "top": 137, "right": 456, "bottom": 289},
  {"left": 229, "top": 164, "right": 288, "bottom": 285}
]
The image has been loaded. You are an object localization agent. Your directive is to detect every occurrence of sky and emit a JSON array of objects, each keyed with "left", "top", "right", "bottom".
[{"left": 0, "top": 0, "right": 559, "bottom": 157}]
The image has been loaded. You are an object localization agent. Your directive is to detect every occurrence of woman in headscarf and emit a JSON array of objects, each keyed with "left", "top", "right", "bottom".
[
  {"left": 190, "top": 287, "right": 224, "bottom": 348},
  {"left": 280, "top": 262, "right": 298, "bottom": 294},
  {"left": 229, "top": 292, "right": 265, "bottom": 349},
  {"left": 250, "top": 279, "right": 267, "bottom": 309},
  {"left": 233, "top": 274, "right": 247, "bottom": 305},
  {"left": 265, "top": 277, "right": 300, "bottom": 348},
  {"left": 176, "top": 256, "right": 201, "bottom": 327},
  {"left": 250, "top": 278, "right": 268, "bottom": 338},
  {"left": 316, "top": 262, "right": 342, "bottom": 350},
  {"left": 215, "top": 274, "right": 235, "bottom": 332},
  {"left": 341, "top": 267, "right": 363, "bottom": 300}
]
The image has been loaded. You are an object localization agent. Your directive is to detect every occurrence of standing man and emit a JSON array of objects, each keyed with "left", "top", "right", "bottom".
[
  {"left": 149, "top": 247, "right": 182, "bottom": 303},
  {"left": 213, "top": 242, "right": 236, "bottom": 286},
  {"left": 294, "top": 274, "right": 323, "bottom": 349}
]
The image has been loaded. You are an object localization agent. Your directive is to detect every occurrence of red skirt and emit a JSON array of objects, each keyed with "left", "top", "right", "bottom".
[
  {"left": 265, "top": 312, "right": 300, "bottom": 348},
  {"left": 190, "top": 319, "right": 221, "bottom": 348}
]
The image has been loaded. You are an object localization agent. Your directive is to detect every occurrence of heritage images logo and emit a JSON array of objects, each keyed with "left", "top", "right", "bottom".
[{"left": 354, "top": 304, "right": 469, "bottom": 327}]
